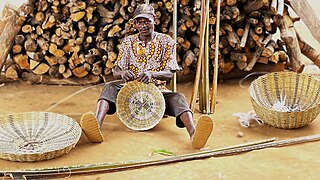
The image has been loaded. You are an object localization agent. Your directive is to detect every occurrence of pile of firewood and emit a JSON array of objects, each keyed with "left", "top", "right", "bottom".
[
  {"left": 178, "top": 0, "right": 292, "bottom": 78},
  {"left": 0, "top": 0, "right": 311, "bottom": 84}
]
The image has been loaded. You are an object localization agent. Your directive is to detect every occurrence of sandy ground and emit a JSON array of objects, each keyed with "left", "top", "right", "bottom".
[
  {"left": 1, "top": 0, "right": 320, "bottom": 179},
  {"left": 0, "top": 77, "right": 320, "bottom": 179}
]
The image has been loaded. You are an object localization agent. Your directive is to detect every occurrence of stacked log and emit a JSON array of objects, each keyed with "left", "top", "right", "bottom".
[
  {"left": 0, "top": 5, "right": 26, "bottom": 80},
  {"left": 2, "top": 0, "right": 296, "bottom": 84}
]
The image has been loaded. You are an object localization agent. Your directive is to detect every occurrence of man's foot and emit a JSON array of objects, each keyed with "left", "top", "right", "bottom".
[
  {"left": 191, "top": 115, "right": 213, "bottom": 149},
  {"left": 80, "top": 112, "right": 104, "bottom": 143}
]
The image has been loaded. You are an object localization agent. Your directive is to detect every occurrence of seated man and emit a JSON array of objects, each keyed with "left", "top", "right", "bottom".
[{"left": 80, "top": 4, "right": 213, "bottom": 149}]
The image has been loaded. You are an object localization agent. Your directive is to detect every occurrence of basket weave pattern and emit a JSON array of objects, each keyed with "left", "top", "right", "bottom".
[
  {"left": 116, "top": 81, "right": 165, "bottom": 131},
  {"left": 250, "top": 72, "right": 320, "bottom": 129},
  {"left": 0, "top": 112, "right": 81, "bottom": 162}
]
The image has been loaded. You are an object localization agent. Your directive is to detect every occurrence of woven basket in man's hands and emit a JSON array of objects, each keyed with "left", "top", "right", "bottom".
[
  {"left": 249, "top": 72, "right": 320, "bottom": 129},
  {"left": 117, "top": 81, "right": 165, "bottom": 131},
  {"left": 0, "top": 112, "right": 82, "bottom": 162}
]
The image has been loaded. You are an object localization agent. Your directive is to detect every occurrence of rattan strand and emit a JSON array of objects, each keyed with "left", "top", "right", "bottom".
[
  {"left": 0, "top": 112, "right": 82, "bottom": 162},
  {"left": 249, "top": 72, "right": 320, "bottom": 129}
]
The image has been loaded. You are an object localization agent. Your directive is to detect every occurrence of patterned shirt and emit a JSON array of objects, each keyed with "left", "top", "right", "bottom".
[{"left": 114, "top": 32, "right": 179, "bottom": 87}]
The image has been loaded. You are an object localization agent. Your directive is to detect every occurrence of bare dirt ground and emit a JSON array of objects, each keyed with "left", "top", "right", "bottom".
[
  {"left": 1, "top": 1, "right": 320, "bottom": 179},
  {"left": 1, "top": 77, "right": 320, "bottom": 179}
]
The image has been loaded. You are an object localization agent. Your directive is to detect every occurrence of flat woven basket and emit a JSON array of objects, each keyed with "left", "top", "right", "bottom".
[
  {"left": 116, "top": 81, "right": 165, "bottom": 131},
  {"left": 249, "top": 72, "right": 320, "bottom": 129},
  {"left": 0, "top": 112, "right": 82, "bottom": 162}
]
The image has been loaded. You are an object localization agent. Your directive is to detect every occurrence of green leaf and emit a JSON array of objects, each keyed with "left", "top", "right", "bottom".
[{"left": 153, "top": 149, "right": 176, "bottom": 156}]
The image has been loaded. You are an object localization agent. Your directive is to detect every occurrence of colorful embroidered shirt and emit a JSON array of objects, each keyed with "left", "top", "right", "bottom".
[{"left": 114, "top": 32, "right": 179, "bottom": 88}]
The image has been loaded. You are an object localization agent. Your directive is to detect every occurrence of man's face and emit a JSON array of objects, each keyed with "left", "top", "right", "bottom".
[{"left": 135, "top": 17, "right": 154, "bottom": 36}]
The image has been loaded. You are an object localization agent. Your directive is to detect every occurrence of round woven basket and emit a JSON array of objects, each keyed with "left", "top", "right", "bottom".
[
  {"left": 0, "top": 112, "right": 82, "bottom": 162},
  {"left": 249, "top": 72, "right": 320, "bottom": 129},
  {"left": 116, "top": 81, "right": 165, "bottom": 131}
]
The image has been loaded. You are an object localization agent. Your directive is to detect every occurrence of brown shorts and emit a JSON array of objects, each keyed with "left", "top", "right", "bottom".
[{"left": 99, "top": 81, "right": 192, "bottom": 128}]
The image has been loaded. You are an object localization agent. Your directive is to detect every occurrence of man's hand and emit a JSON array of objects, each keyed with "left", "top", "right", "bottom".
[
  {"left": 121, "top": 70, "right": 136, "bottom": 82},
  {"left": 137, "top": 71, "right": 153, "bottom": 83}
]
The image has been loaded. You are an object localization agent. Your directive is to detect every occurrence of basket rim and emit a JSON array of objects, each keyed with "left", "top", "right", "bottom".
[
  {"left": 249, "top": 71, "right": 320, "bottom": 87},
  {"left": 249, "top": 72, "right": 320, "bottom": 110},
  {"left": 0, "top": 111, "right": 82, "bottom": 161}
]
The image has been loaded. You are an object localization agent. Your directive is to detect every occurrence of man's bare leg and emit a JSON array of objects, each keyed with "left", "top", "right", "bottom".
[
  {"left": 179, "top": 111, "right": 195, "bottom": 137},
  {"left": 80, "top": 99, "right": 109, "bottom": 143},
  {"left": 180, "top": 111, "right": 213, "bottom": 149},
  {"left": 95, "top": 99, "right": 109, "bottom": 127}
]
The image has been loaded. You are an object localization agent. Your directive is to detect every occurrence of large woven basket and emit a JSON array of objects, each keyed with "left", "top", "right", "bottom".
[
  {"left": 249, "top": 72, "right": 320, "bottom": 129},
  {"left": 116, "top": 81, "right": 165, "bottom": 131},
  {"left": 0, "top": 112, "right": 82, "bottom": 162}
]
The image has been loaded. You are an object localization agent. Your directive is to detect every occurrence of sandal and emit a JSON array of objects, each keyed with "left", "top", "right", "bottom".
[
  {"left": 80, "top": 112, "right": 104, "bottom": 143},
  {"left": 191, "top": 115, "right": 213, "bottom": 149}
]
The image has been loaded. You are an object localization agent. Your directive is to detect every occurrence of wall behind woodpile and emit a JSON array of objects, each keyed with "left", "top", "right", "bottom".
[
  {"left": 2, "top": 0, "right": 292, "bottom": 84},
  {"left": 0, "top": 0, "right": 26, "bottom": 13}
]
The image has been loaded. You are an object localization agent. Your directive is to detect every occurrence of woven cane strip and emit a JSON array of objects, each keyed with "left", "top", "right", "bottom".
[
  {"left": 0, "top": 112, "right": 81, "bottom": 162},
  {"left": 249, "top": 72, "right": 320, "bottom": 129}
]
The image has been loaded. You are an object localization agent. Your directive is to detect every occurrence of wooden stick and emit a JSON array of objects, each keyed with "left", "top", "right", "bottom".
[
  {"left": 245, "top": 34, "right": 272, "bottom": 71},
  {"left": 270, "top": 0, "right": 278, "bottom": 14},
  {"left": 203, "top": 0, "right": 210, "bottom": 114},
  {"left": 279, "top": 10, "right": 305, "bottom": 72},
  {"left": 289, "top": 0, "right": 320, "bottom": 43},
  {"left": 190, "top": 0, "right": 207, "bottom": 112},
  {"left": 170, "top": 0, "right": 177, "bottom": 92},
  {"left": 240, "top": 22, "right": 250, "bottom": 48},
  {"left": 0, "top": 11, "right": 25, "bottom": 71},
  {"left": 276, "top": 0, "right": 284, "bottom": 16},
  {"left": 210, "top": 0, "right": 221, "bottom": 114},
  {"left": 243, "top": 0, "right": 269, "bottom": 13},
  {"left": 199, "top": 65, "right": 204, "bottom": 112},
  {"left": 296, "top": 32, "right": 320, "bottom": 68}
]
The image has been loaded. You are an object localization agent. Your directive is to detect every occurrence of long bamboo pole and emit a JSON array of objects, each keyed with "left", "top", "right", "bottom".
[
  {"left": 199, "top": 71, "right": 204, "bottom": 111},
  {"left": 4, "top": 134, "right": 320, "bottom": 179},
  {"left": 203, "top": 0, "right": 210, "bottom": 113},
  {"left": 171, "top": 0, "right": 177, "bottom": 92},
  {"left": 1, "top": 138, "right": 276, "bottom": 179},
  {"left": 190, "top": 0, "right": 207, "bottom": 112},
  {"left": 210, "top": 0, "right": 221, "bottom": 113}
]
